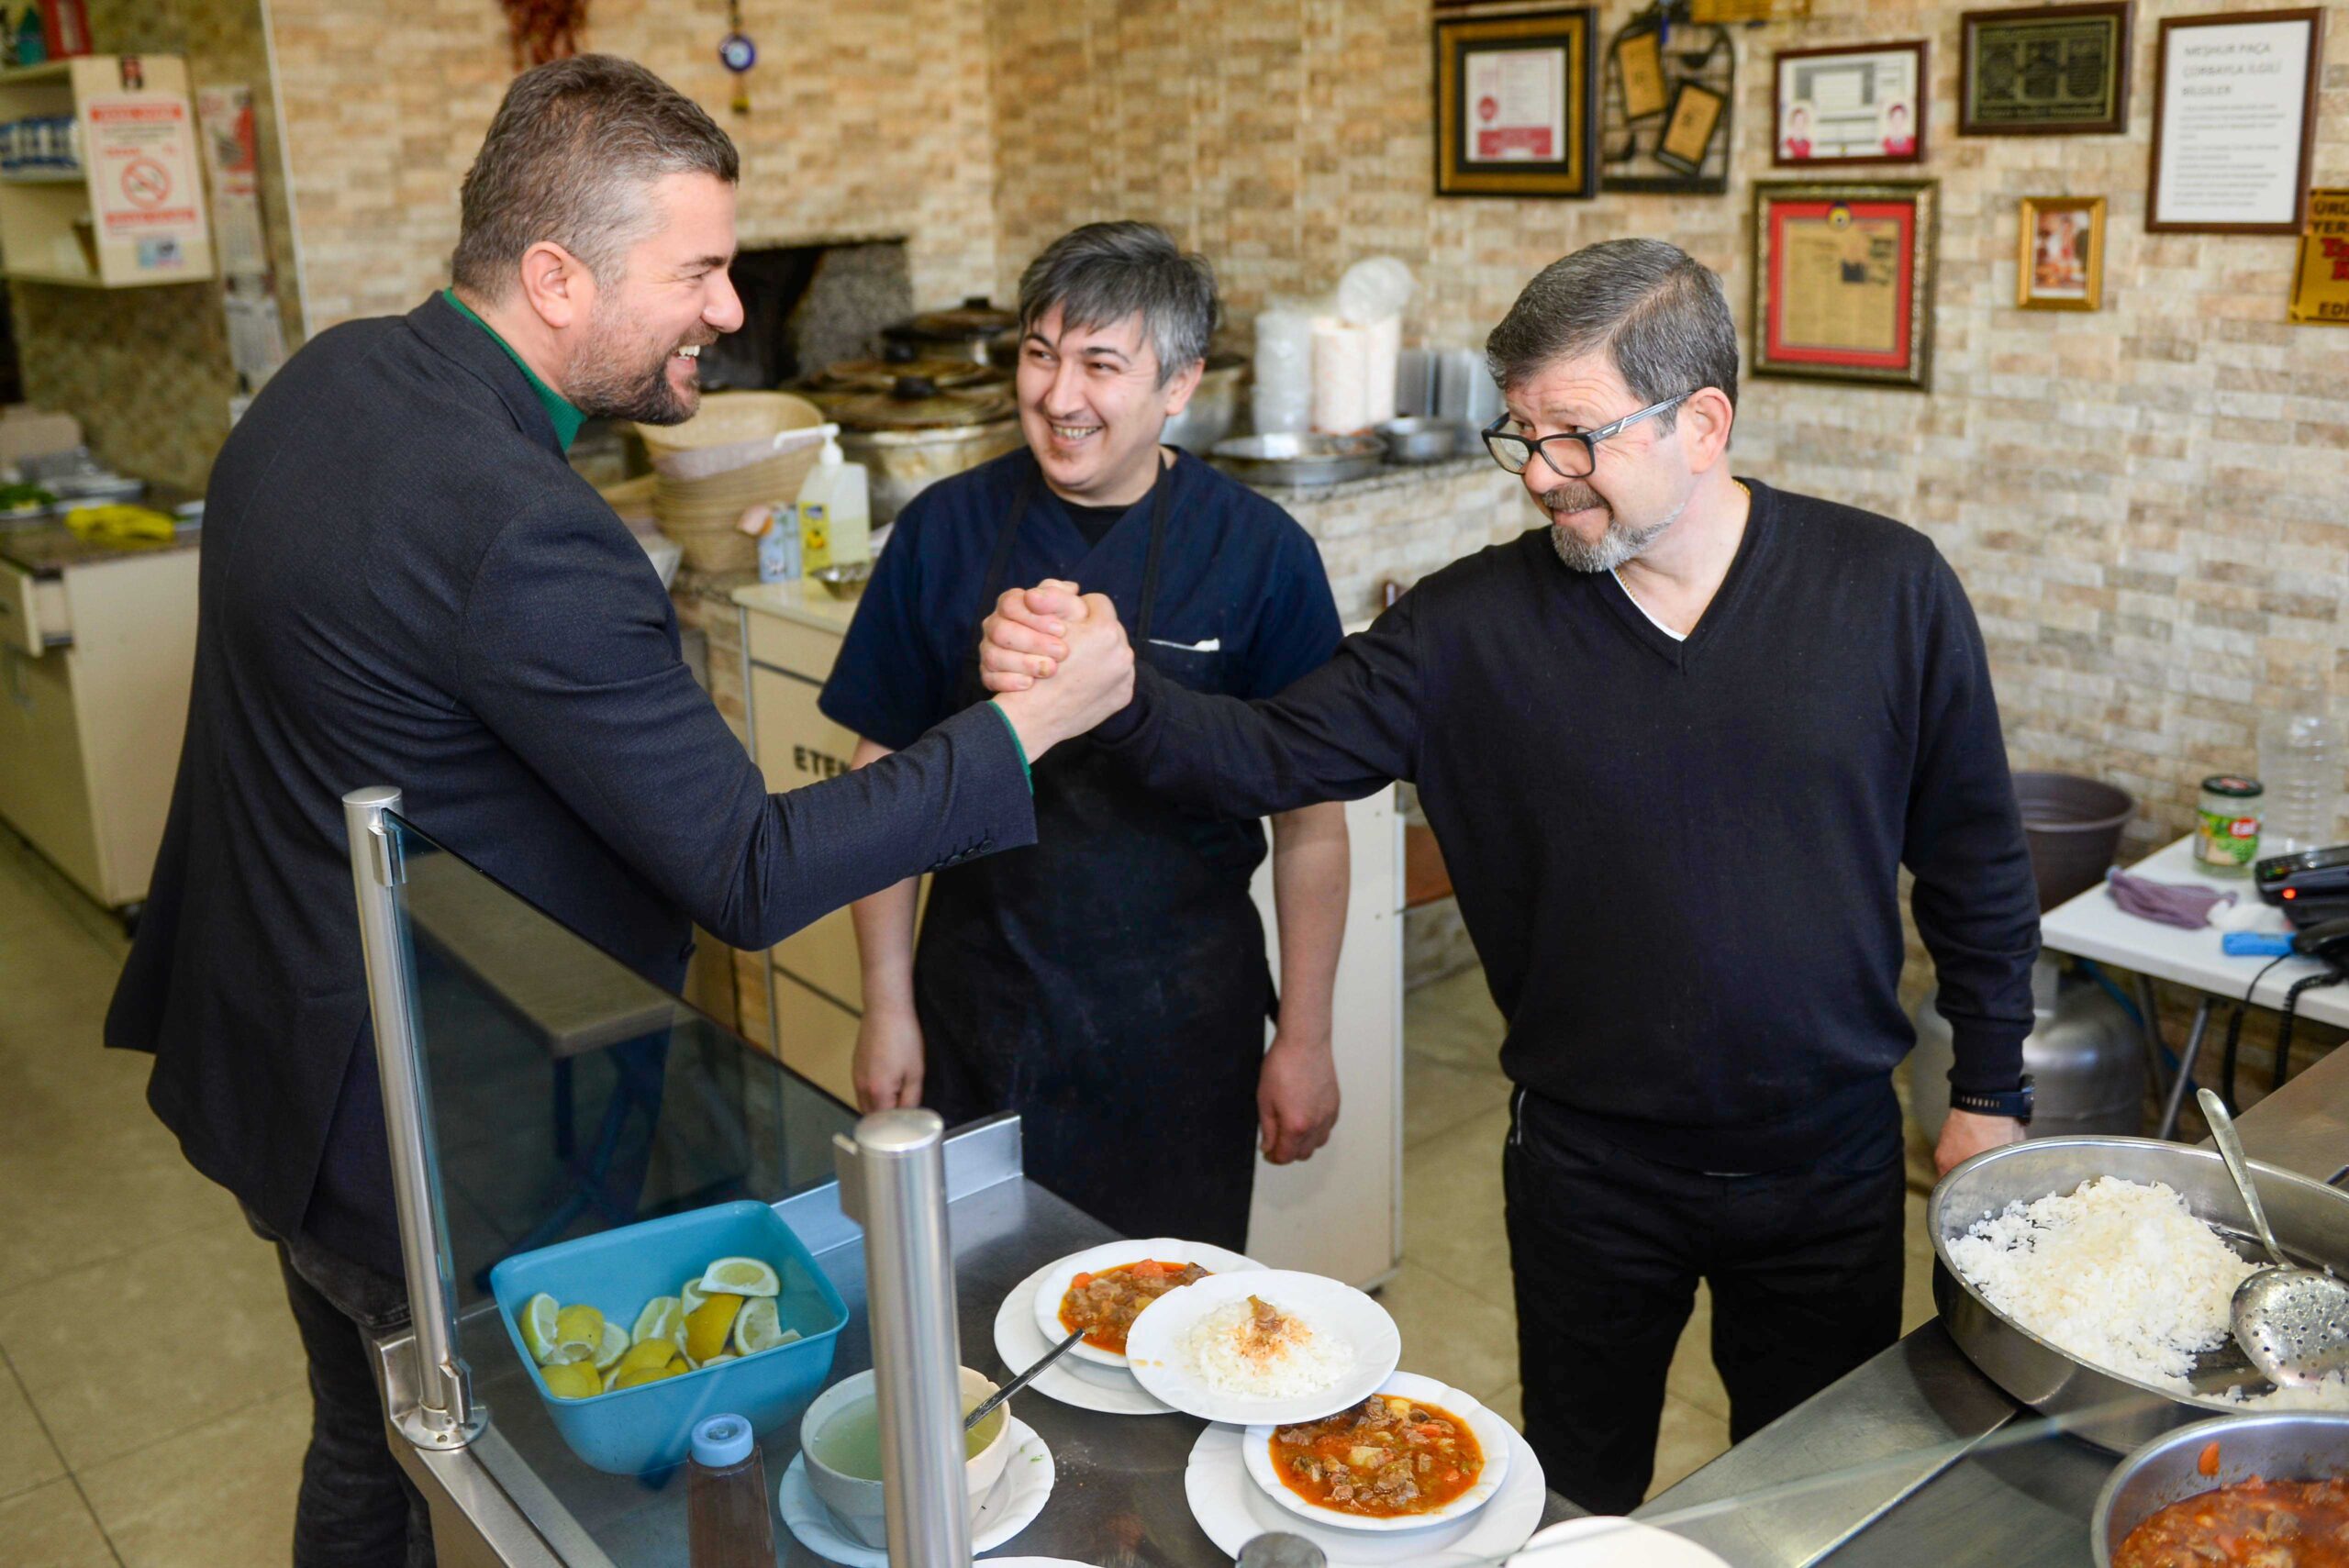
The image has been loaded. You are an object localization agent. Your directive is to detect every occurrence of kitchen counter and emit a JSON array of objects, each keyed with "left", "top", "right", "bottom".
[
  {"left": 1635, "top": 1039, "right": 2349, "bottom": 1566},
  {"left": 0, "top": 519, "right": 199, "bottom": 575}
]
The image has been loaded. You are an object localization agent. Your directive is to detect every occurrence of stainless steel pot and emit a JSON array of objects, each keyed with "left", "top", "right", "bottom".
[
  {"left": 837, "top": 421, "right": 1025, "bottom": 527},
  {"left": 1375, "top": 416, "right": 1463, "bottom": 464},
  {"left": 1207, "top": 431, "right": 1385, "bottom": 488},
  {"left": 2090, "top": 1412, "right": 2349, "bottom": 1565},
  {"left": 1932, "top": 1136, "right": 2349, "bottom": 1452},
  {"left": 1162, "top": 356, "right": 1246, "bottom": 453}
]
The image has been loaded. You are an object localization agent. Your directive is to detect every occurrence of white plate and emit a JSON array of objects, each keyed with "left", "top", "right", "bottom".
[
  {"left": 1030, "top": 1238, "right": 1259, "bottom": 1368},
  {"left": 1186, "top": 1420, "right": 1545, "bottom": 1566},
  {"left": 1125, "top": 1269, "right": 1400, "bottom": 1426},
  {"left": 1512, "top": 1517, "right": 1734, "bottom": 1567},
  {"left": 993, "top": 1261, "right": 1178, "bottom": 1416},
  {"left": 1241, "top": 1371, "right": 1513, "bottom": 1532},
  {"left": 778, "top": 1416, "right": 1053, "bottom": 1566}
]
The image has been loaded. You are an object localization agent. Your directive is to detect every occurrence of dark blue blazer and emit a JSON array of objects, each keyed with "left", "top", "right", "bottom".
[{"left": 106, "top": 293, "right": 1034, "bottom": 1275}]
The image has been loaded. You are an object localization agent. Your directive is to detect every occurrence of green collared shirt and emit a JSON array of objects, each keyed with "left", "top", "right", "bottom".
[{"left": 440, "top": 288, "right": 585, "bottom": 450}]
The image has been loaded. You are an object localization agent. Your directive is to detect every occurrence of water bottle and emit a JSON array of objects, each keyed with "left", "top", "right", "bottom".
[
  {"left": 2259, "top": 698, "right": 2343, "bottom": 855},
  {"left": 685, "top": 1413, "right": 775, "bottom": 1568}
]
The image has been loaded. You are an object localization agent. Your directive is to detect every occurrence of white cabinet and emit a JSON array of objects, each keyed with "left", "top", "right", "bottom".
[
  {"left": 0, "top": 539, "right": 196, "bottom": 910},
  {"left": 735, "top": 580, "right": 1405, "bottom": 1286}
]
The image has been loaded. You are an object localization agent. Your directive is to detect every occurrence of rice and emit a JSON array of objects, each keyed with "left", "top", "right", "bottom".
[
  {"left": 1947, "top": 1174, "right": 2349, "bottom": 1408},
  {"left": 1184, "top": 1295, "right": 1351, "bottom": 1399}
]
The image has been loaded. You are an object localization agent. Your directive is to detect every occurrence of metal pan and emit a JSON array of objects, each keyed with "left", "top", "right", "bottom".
[
  {"left": 1932, "top": 1135, "right": 2349, "bottom": 1452},
  {"left": 1208, "top": 431, "right": 1385, "bottom": 487},
  {"left": 2091, "top": 1411, "right": 2349, "bottom": 1565}
]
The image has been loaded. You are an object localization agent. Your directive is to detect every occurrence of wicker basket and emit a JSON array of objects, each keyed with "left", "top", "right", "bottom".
[{"left": 639, "top": 393, "right": 827, "bottom": 574}]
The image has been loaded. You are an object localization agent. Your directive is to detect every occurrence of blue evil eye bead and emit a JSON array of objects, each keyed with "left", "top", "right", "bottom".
[{"left": 718, "top": 32, "right": 757, "bottom": 72}]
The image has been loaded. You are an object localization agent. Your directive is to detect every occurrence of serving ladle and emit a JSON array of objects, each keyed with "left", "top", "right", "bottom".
[{"left": 2198, "top": 1087, "right": 2349, "bottom": 1387}]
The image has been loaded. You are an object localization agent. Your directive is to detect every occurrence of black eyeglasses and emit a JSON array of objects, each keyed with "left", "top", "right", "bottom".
[{"left": 1481, "top": 391, "right": 1695, "bottom": 480}]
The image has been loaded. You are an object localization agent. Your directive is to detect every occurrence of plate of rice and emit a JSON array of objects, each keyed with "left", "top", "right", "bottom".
[{"left": 1124, "top": 1268, "right": 1400, "bottom": 1426}]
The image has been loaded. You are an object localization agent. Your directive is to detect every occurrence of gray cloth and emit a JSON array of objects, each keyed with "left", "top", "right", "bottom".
[{"left": 2107, "top": 865, "right": 2236, "bottom": 929}]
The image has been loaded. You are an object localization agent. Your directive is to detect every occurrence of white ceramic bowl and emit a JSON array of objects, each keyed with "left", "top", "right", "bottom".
[
  {"left": 1124, "top": 1268, "right": 1402, "bottom": 1426},
  {"left": 1030, "top": 1238, "right": 1258, "bottom": 1368},
  {"left": 1513, "top": 1516, "right": 1734, "bottom": 1566},
  {"left": 1241, "top": 1371, "right": 1512, "bottom": 1532},
  {"left": 798, "top": 1366, "right": 1010, "bottom": 1547}
]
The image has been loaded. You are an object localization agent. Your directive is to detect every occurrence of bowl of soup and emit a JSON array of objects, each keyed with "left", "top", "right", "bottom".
[{"left": 799, "top": 1366, "right": 1010, "bottom": 1547}]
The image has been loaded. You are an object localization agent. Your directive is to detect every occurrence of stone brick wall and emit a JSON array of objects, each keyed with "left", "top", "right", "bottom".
[
  {"left": 265, "top": 0, "right": 1000, "bottom": 332},
  {"left": 990, "top": 0, "right": 2349, "bottom": 855}
]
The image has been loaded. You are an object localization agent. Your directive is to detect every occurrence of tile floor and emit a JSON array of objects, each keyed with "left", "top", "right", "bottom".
[{"left": 0, "top": 820, "right": 1944, "bottom": 1564}]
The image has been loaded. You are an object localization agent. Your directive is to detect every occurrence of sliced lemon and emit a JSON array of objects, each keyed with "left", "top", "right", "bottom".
[
  {"left": 601, "top": 1364, "right": 622, "bottom": 1393},
  {"left": 685, "top": 1293, "right": 743, "bottom": 1364},
  {"left": 591, "top": 1321, "right": 629, "bottom": 1372},
  {"left": 632, "top": 1296, "right": 685, "bottom": 1347},
  {"left": 618, "top": 1337, "right": 678, "bottom": 1375},
  {"left": 699, "top": 1257, "right": 780, "bottom": 1298},
  {"left": 732, "top": 1296, "right": 805, "bottom": 1355},
  {"left": 541, "top": 1361, "right": 603, "bottom": 1400},
  {"left": 613, "top": 1362, "right": 684, "bottom": 1390},
  {"left": 680, "top": 1277, "right": 709, "bottom": 1318},
  {"left": 518, "top": 1293, "right": 562, "bottom": 1365},
  {"left": 663, "top": 1355, "right": 691, "bottom": 1376}
]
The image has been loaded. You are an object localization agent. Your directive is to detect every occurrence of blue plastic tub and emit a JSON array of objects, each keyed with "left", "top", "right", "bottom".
[{"left": 487, "top": 1199, "right": 847, "bottom": 1476}]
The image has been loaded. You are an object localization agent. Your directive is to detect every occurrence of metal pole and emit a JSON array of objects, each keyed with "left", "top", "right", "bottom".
[
  {"left": 343, "top": 785, "right": 483, "bottom": 1450},
  {"left": 833, "top": 1110, "right": 970, "bottom": 1568},
  {"left": 2154, "top": 995, "right": 2217, "bottom": 1142}
]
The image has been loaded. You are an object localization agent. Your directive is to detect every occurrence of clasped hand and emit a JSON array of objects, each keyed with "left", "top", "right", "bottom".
[{"left": 982, "top": 580, "right": 1137, "bottom": 758}]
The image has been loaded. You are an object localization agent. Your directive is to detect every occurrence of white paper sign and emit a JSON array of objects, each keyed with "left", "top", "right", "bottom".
[
  {"left": 85, "top": 95, "right": 206, "bottom": 271},
  {"left": 2155, "top": 17, "right": 2315, "bottom": 229},
  {"left": 1464, "top": 47, "right": 1565, "bottom": 162}
]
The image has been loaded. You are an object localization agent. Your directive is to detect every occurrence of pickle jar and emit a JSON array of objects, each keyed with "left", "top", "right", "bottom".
[{"left": 2195, "top": 775, "right": 2265, "bottom": 874}]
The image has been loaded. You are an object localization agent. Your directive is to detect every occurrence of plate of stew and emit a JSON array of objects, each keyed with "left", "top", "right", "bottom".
[
  {"left": 1242, "top": 1372, "right": 1511, "bottom": 1532},
  {"left": 2112, "top": 1475, "right": 2349, "bottom": 1567},
  {"left": 1033, "top": 1238, "right": 1258, "bottom": 1368}
]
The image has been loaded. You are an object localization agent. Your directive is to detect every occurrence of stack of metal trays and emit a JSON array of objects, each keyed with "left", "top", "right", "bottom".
[{"left": 1207, "top": 431, "right": 1384, "bottom": 487}]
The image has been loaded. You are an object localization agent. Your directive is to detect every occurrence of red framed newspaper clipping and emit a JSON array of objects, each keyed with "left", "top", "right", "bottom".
[{"left": 1753, "top": 181, "right": 1938, "bottom": 389}]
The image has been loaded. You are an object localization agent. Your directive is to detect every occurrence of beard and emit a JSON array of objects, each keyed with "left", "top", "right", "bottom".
[
  {"left": 566, "top": 306, "right": 706, "bottom": 426},
  {"left": 1541, "top": 484, "right": 1676, "bottom": 573}
]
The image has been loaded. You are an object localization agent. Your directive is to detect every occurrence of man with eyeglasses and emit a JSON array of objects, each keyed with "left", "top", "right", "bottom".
[{"left": 976, "top": 239, "right": 2039, "bottom": 1513}]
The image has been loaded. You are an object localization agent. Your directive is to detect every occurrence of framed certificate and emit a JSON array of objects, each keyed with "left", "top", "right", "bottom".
[
  {"left": 1774, "top": 41, "right": 1928, "bottom": 166},
  {"left": 1654, "top": 82, "right": 1727, "bottom": 176},
  {"left": 1616, "top": 26, "right": 1669, "bottom": 119},
  {"left": 1753, "top": 181, "right": 1939, "bottom": 390},
  {"left": 1960, "top": 3, "right": 2132, "bottom": 136},
  {"left": 2017, "top": 195, "right": 2106, "bottom": 311},
  {"left": 1435, "top": 8, "right": 1599, "bottom": 198},
  {"left": 2148, "top": 8, "right": 2323, "bottom": 233}
]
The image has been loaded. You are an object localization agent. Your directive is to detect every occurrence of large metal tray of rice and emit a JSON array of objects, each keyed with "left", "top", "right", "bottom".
[{"left": 1932, "top": 1136, "right": 2349, "bottom": 1451}]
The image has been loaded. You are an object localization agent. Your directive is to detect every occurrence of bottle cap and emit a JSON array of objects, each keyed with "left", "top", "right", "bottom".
[{"left": 691, "top": 1413, "right": 754, "bottom": 1468}]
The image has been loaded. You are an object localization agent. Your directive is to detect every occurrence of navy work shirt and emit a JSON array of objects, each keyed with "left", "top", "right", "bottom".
[{"left": 820, "top": 447, "right": 1343, "bottom": 747}]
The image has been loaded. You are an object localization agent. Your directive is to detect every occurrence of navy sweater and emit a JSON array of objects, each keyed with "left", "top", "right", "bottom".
[{"left": 1097, "top": 480, "right": 2040, "bottom": 1170}]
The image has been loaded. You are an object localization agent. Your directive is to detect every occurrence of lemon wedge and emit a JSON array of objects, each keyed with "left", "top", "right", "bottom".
[
  {"left": 699, "top": 1257, "right": 780, "bottom": 1298},
  {"left": 680, "top": 1277, "right": 709, "bottom": 1318},
  {"left": 731, "top": 1296, "right": 803, "bottom": 1355},
  {"left": 685, "top": 1293, "right": 743, "bottom": 1364},
  {"left": 617, "top": 1337, "right": 678, "bottom": 1375},
  {"left": 541, "top": 1361, "right": 602, "bottom": 1400},
  {"left": 591, "top": 1321, "right": 629, "bottom": 1372},
  {"left": 551, "top": 1304, "right": 604, "bottom": 1362},
  {"left": 518, "top": 1293, "right": 563, "bottom": 1365},
  {"left": 613, "top": 1362, "right": 683, "bottom": 1390},
  {"left": 632, "top": 1296, "right": 685, "bottom": 1347}
]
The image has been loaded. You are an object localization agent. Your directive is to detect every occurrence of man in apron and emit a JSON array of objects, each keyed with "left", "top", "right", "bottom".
[{"left": 818, "top": 222, "right": 1350, "bottom": 1250}]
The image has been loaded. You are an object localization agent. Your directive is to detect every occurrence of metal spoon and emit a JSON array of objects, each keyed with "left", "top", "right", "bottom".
[
  {"left": 964, "top": 1325, "right": 1086, "bottom": 1432},
  {"left": 2198, "top": 1087, "right": 2349, "bottom": 1387}
]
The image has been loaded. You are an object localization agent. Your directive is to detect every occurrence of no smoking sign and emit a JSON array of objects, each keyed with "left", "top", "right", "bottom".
[{"left": 120, "top": 158, "right": 171, "bottom": 207}]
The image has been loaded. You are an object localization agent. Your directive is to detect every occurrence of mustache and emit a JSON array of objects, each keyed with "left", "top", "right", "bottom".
[{"left": 1540, "top": 484, "right": 1606, "bottom": 515}]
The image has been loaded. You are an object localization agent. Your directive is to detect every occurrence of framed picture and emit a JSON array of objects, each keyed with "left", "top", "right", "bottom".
[
  {"left": 2287, "top": 188, "right": 2349, "bottom": 328},
  {"left": 1960, "top": 3, "right": 2132, "bottom": 136},
  {"left": 2017, "top": 196, "right": 2106, "bottom": 310},
  {"left": 2149, "top": 8, "right": 2323, "bottom": 233},
  {"left": 1616, "top": 25, "right": 1670, "bottom": 119},
  {"left": 1752, "top": 181, "right": 1939, "bottom": 390},
  {"left": 1435, "top": 8, "right": 1600, "bottom": 198},
  {"left": 1655, "top": 82, "right": 1728, "bottom": 176},
  {"left": 1774, "top": 41, "right": 1928, "bottom": 167}
]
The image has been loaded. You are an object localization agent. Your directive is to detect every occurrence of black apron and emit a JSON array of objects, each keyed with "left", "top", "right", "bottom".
[{"left": 914, "top": 453, "right": 1275, "bottom": 1251}]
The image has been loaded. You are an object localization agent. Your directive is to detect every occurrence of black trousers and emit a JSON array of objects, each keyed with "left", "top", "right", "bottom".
[
  {"left": 1502, "top": 1086, "right": 1908, "bottom": 1516},
  {"left": 246, "top": 1208, "right": 437, "bottom": 1568}
]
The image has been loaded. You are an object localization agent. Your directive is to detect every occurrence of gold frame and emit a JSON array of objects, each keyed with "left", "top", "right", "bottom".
[
  {"left": 1435, "top": 9, "right": 1598, "bottom": 198},
  {"left": 2016, "top": 195, "right": 2106, "bottom": 312}
]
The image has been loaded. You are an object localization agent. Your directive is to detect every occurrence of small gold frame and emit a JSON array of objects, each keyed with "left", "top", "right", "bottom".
[{"left": 2017, "top": 195, "right": 2106, "bottom": 312}]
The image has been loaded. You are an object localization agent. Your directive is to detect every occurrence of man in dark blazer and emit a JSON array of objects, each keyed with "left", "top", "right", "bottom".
[{"left": 104, "top": 55, "right": 1130, "bottom": 1568}]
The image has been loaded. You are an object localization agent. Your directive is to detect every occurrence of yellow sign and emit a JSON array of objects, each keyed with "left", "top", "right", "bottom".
[
  {"left": 1690, "top": 0, "right": 1811, "bottom": 22},
  {"left": 2288, "top": 188, "right": 2349, "bottom": 327}
]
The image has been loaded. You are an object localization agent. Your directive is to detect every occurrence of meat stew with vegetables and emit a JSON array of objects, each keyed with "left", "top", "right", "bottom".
[
  {"left": 2113, "top": 1475, "right": 2349, "bottom": 1567},
  {"left": 1057, "top": 1259, "right": 1209, "bottom": 1354},
  {"left": 1270, "top": 1393, "right": 1486, "bottom": 1518}
]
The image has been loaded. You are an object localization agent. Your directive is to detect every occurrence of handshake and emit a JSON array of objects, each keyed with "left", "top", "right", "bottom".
[{"left": 982, "top": 581, "right": 1138, "bottom": 761}]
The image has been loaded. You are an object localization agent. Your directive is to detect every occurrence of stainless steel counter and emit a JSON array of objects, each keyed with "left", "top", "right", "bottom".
[
  {"left": 1636, "top": 1040, "right": 2349, "bottom": 1567},
  {"left": 388, "top": 1116, "right": 1570, "bottom": 1564}
]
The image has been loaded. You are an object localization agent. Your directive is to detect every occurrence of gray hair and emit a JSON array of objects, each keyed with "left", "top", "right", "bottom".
[
  {"left": 451, "top": 55, "right": 739, "bottom": 297},
  {"left": 1484, "top": 239, "right": 1740, "bottom": 434},
  {"left": 1017, "top": 222, "right": 1219, "bottom": 386}
]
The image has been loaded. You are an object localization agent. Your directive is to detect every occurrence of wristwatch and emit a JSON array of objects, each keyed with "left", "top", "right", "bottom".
[{"left": 1950, "top": 1075, "right": 2034, "bottom": 1125}]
